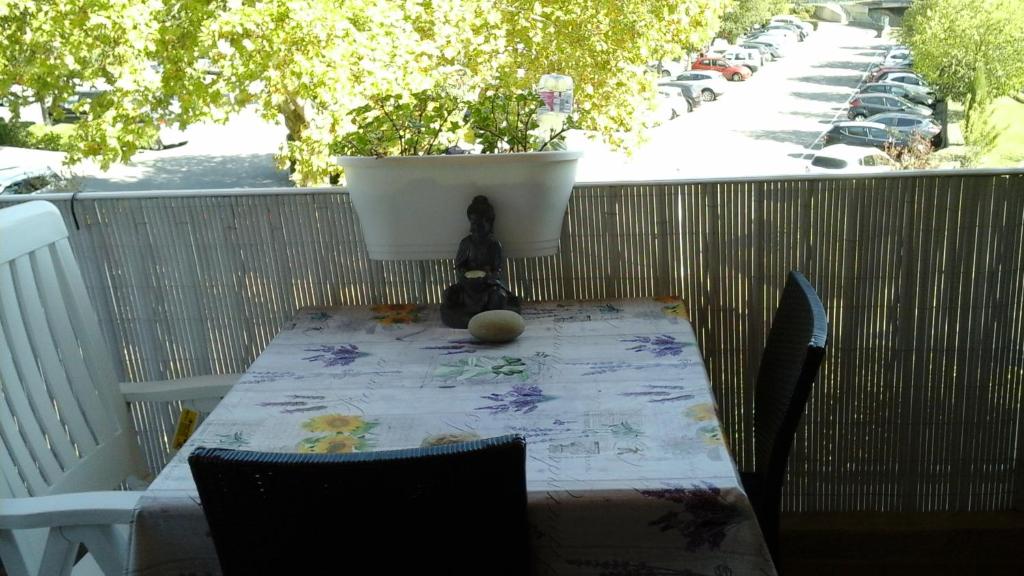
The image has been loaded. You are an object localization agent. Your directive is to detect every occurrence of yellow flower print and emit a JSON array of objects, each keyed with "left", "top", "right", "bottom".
[
  {"left": 662, "top": 302, "right": 689, "bottom": 320},
  {"left": 685, "top": 403, "right": 717, "bottom": 422},
  {"left": 302, "top": 413, "right": 365, "bottom": 433},
  {"left": 299, "top": 433, "right": 362, "bottom": 454},
  {"left": 371, "top": 304, "right": 422, "bottom": 325}
]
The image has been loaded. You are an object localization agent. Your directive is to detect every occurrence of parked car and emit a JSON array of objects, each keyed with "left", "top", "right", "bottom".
[
  {"left": 671, "top": 70, "right": 728, "bottom": 101},
  {"left": 57, "top": 90, "right": 188, "bottom": 150},
  {"left": 655, "top": 87, "right": 687, "bottom": 121},
  {"left": 876, "top": 71, "right": 931, "bottom": 90},
  {"left": 824, "top": 120, "right": 923, "bottom": 151},
  {"left": 883, "top": 48, "right": 912, "bottom": 67},
  {"left": 858, "top": 82, "right": 935, "bottom": 107},
  {"left": 866, "top": 65, "right": 912, "bottom": 83},
  {"left": 740, "top": 42, "right": 775, "bottom": 61},
  {"left": 657, "top": 82, "right": 702, "bottom": 113},
  {"left": 771, "top": 15, "right": 814, "bottom": 36},
  {"left": 807, "top": 144, "right": 895, "bottom": 173},
  {"left": 711, "top": 48, "right": 762, "bottom": 72},
  {"left": 764, "top": 22, "right": 805, "bottom": 41},
  {"left": 648, "top": 60, "right": 688, "bottom": 79},
  {"left": 692, "top": 57, "right": 752, "bottom": 82},
  {"left": 847, "top": 93, "right": 933, "bottom": 120},
  {"left": 740, "top": 39, "right": 786, "bottom": 59},
  {"left": 865, "top": 112, "right": 942, "bottom": 145},
  {"left": 0, "top": 164, "right": 69, "bottom": 195}
]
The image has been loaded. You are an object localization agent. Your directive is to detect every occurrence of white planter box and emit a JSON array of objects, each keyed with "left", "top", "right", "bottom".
[{"left": 337, "top": 151, "right": 582, "bottom": 260}]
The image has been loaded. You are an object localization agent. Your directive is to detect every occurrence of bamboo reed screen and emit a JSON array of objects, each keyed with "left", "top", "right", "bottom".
[{"left": 3, "top": 170, "right": 1022, "bottom": 512}]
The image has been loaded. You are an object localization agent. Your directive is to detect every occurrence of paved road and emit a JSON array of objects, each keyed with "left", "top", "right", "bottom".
[
  {"left": 73, "top": 22, "right": 888, "bottom": 191},
  {"left": 78, "top": 108, "right": 290, "bottom": 191},
  {"left": 571, "top": 22, "right": 891, "bottom": 182}
]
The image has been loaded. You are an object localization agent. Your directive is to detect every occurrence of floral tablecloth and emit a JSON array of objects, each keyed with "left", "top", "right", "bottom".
[{"left": 127, "top": 299, "right": 776, "bottom": 576}]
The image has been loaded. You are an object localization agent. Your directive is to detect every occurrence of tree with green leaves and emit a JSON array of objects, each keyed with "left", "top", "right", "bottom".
[
  {"left": 901, "top": 0, "right": 1024, "bottom": 105},
  {"left": 717, "top": 0, "right": 790, "bottom": 43},
  {"left": 1, "top": 0, "right": 729, "bottom": 185}
]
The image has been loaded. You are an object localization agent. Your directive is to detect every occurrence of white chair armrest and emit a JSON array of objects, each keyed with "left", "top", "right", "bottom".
[
  {"left": 0, "top": 491, "right": 142, "bottom": 530},
  {"left": 119, "top": 374, "right": 238, "bottom": 403}
]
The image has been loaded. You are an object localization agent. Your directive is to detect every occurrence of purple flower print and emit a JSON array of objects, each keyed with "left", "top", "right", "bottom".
[
  {"left": 302, "top": 344, "right": 369, "bottom": 367},
  {"left": 640, "top": 483, "right": 745, "bottom": 552},
  {"left": 623, "top": 335, "right": 688, "bottom": 357},
  {"left": 477, "top": 385, "right": 554, "bottom": 415},
  {"left": 620, "top": 384, "right": 694, "bottom": 403}
]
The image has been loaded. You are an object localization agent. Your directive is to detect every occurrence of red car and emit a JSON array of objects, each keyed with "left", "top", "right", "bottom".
[{"left": 691, "top": 57, "right": 752, "bottom": 81}]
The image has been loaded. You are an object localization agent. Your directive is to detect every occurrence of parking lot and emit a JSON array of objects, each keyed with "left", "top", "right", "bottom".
[
  {"left": 571, "top": 22, "right": 891, "bottom": 182},
  {"left": 26, "top": 21, "right": 890, "bottom": 191}
]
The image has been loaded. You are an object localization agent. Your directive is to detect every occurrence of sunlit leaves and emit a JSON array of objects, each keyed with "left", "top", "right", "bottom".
[{"left": 2, "top": 0, "right": 729, "bottom": 184}]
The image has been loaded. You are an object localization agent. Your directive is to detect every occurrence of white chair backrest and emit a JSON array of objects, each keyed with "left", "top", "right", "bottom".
[{"left": 0, "top": 201, "right": 144, "bottom": 500}]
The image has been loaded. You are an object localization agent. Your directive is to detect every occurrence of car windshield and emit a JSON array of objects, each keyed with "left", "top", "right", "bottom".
[{"left": 811, "top": 156, "right": 847, "bottom": 169}]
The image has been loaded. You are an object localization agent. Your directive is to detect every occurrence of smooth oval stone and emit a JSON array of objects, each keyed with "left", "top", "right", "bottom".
[{"left": 468, "top": 310, "right": 525, "bottom": 343}]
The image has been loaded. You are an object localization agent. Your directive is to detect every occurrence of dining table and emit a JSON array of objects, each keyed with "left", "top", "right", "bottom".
[{"left": 126, "top": 298, "right": 777, "bottom": 576}]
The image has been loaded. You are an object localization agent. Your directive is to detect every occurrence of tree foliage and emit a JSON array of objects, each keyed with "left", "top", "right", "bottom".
[
  {"left": 901, "top": 0, "right": 1024, "bottom": 104},
  {"left": 1, "top": 0, "right": 729, "bottom": 185},
  {"left": 717, "top": 0, "right": 790, "bottom": 43}
]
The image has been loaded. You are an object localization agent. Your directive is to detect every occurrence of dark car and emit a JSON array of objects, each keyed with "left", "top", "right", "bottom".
[
  {"left": 847, "top": 93, "right": 932, "bottom": 121},
  {"left": 858, "top": 82, "right": 935, "bottom": 107},
  {"left": 824, "top": 121, "right": 921, "bottom": 151},
  {"left": 865, "top": 112, "right": 943, "bottom": 147}
]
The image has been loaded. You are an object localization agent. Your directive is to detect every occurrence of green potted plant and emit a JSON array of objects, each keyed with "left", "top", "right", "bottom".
[{"left": 333, "top": 86, "right": 581, "bottom": 260}]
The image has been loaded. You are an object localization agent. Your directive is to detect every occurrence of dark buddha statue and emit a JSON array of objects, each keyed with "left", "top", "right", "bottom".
[{"left": 440, "top": 196, "right": 521, "bottom": 329}]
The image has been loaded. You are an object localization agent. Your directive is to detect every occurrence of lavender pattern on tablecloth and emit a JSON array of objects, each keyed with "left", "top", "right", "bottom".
[
  {"left": 641, "top": 483, "right": 747, "bottom": 552},
  {"left": 477, "top": 384, "right": 554, "bottom": 414},
  {"left": 623, "top": 335, "right": 689, "bottom": 357}
]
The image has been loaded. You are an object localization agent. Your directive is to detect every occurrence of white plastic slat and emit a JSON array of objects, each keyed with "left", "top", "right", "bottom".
[
  {"left": 0, "top": 268, "right": 65, "bottom": 491},
  {"left": 0, "top": 415, "right": 34, "bottom": 498},
  {"left": 0, "top": 387, "right": 44, "bottom": 497},
  {"left": 31, "top": 246, "right": 114, "bottom": 442},
  {"left": 0, "top": 262, "right": 81, "bottom": 470},
  {"left": 52, "top": 240, "right": 128, "bottom": 428},
  {"left": 0, "top": 303, "right": 49, "bottom": 498},
  {"left": 11, "top": 255, "right": 99, "bottom": 455}
]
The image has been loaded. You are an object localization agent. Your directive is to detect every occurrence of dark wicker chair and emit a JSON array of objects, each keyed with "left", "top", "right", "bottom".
[
  {"left": 740, "top": 271, "right": 828, "bottom": 569},
  {"left": 188, "top": 434, "right": 529, "bottom": 576}
]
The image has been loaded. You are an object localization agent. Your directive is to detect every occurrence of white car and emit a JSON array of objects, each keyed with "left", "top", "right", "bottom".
[
  {"left": 0, "top": 164, "right": 70, "bottom": 195},
  {"left": 671, "top": 70, "right": 728, "bottom": 102},
  {"left": 807, "top": 144, "right": 896, "bottom": 173},
  {"left": 710, "top": 47, "right": 763, "bottom": 72}
]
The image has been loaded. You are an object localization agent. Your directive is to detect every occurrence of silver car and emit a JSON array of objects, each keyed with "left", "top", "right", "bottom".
[
  {"left": 671, "top": 70, "right": 728, "bottom": 102},
  {"left": 865, "top": 112, "right": 942, "bottom": 142}
]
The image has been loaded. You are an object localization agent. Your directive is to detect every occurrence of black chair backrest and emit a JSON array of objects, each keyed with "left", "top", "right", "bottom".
[
  {"left": 752, "top": 271, "right": 828, "bottom": 553},
  {"left": 188, "top": 434, "right": 529, "bottom": 576}
]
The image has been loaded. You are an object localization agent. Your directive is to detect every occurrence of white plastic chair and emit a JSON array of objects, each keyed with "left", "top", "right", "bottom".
[{"left": 0, "top": 201, "right": 237, "bottom": 576}]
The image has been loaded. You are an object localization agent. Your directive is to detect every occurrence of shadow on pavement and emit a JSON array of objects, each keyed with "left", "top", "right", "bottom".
[
  {"left": 791, "top": 91, "right": 851, "bottom": 104},
  {"left": 743, "top": 129, "right": 822, "bottom": 147},
  {"left": 812, "top": 61, "right": 870, "bottom": 71},
  {"left": 81, "top": 152, "right": 291, "bottom": 192},
  {"left": 788, "top": 152, "right": 816, "bottom": 161},
  {"left": 793, "top": 75, "right": 863, "bottom": 88},
  {"left": 785, "top": 111, "right": 836, "bottom": 122}
]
